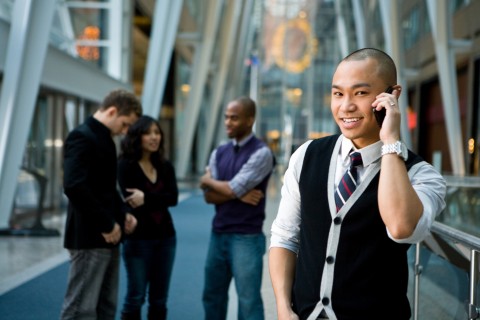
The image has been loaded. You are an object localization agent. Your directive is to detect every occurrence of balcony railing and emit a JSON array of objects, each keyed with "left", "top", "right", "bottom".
[{"left": 414, "top": 176, "right": 480, "bottom": 320}]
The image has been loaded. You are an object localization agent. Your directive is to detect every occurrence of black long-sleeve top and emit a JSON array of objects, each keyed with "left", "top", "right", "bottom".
[{"left": 118, "top": 158, "right": 178, "bottom": 240}]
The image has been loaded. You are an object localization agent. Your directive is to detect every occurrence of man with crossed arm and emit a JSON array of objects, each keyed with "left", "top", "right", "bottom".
[{"left": 200, "top": 96, "right": 275, "bottom": 320}]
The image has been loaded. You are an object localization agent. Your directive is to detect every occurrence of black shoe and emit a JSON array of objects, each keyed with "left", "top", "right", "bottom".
[
  {"left": 121, "top": 310, "right": 141, "bottom": 320},
  {"left": 148, "top": 306, "right": 167, "bottom": 320}
]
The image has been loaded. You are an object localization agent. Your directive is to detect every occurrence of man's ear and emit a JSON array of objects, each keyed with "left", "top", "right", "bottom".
[
  {"left": 105, "top": 106, "right": 118, "bottom": 117},
  {"left": 247, "top": 116, "right": 255, "bottom": 127}
]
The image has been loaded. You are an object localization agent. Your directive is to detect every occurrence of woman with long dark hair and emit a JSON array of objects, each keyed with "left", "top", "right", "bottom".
[{"left": 118, "top": 115, "right": 178, "bottom": 320}]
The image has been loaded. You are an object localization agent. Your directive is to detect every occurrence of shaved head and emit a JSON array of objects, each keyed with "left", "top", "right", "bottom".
[
  {"left": 234, "top": 96, "right": 256, "bottom": 118},
  {"left": 342, "top": 48, "right": 397, "bottom": 86}
]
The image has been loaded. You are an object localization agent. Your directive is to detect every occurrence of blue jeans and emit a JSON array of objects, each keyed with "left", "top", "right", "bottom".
[
  {"left": 203, "top": 232, "right": 266, "bottom": 320},
  {"left": 121, "top": 237, "right": 176, "bottom": 315},
  {"left": 60, "top": 247, "right": 120, "bottom": 320}
]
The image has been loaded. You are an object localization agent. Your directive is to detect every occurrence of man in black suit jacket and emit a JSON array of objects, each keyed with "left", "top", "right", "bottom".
[{"left": 60, "top": 89, "right": 142, "bottom": 320}]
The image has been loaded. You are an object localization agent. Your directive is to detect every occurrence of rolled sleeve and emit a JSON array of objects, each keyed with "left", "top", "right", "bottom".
[
  {"left": 228, "top": 147, "right": 274, "bottom": 197},
  {"left": 207, "top": 150, "right": 218, "bottom": 179},
  {"left": 270, "top": 141, "right": 312, "bottom": 254},
  {"left": 389, "top": 162, "right": 447, "bottom": 244}
]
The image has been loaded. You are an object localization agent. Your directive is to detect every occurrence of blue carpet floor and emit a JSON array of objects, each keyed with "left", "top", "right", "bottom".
[{"left": 0, "top": 193, "right": 214, "bottom": 320}]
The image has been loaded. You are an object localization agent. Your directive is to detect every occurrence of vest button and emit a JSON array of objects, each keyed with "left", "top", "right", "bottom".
[
  {"left": 322, "top": 297, "right": 330, "bottom": 305},
  {"left": 333, "top": 217, "right": 342, "bottom": 225},
  {"left": 326, "top": 256, "right": 334, "bottom": 264}
]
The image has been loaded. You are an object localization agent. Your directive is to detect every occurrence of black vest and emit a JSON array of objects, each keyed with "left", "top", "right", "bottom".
[{"left": 293, "top": 135, "right": 422, "bottom": 320}]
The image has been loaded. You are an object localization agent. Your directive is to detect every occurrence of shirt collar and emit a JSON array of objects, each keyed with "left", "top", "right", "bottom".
[
  {"left": 233, "top": 132, "right": 254, "bottom": 147},
  {"left": 340, "top": 135, "right": 383, "bottom": 167}
]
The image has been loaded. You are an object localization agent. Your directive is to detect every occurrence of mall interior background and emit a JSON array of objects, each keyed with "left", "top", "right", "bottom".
[
  {"left": 1, "top": 0, "right": 479, "bottom": 226},
  {"left": 0, "top": 0, "right": 480, "bottom": 318}
]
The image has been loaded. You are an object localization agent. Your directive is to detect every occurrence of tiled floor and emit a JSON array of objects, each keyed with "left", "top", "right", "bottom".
[
  {"left": 0, "top": 213, "right": 67, "bottom": 296},
  {"left": 0, "top": 175, "right": 283, "bottom": 319}
]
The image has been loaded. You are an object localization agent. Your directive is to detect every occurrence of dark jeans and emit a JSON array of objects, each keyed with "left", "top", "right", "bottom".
[
  {"left": 121, "top": 237, "right": 177, "bottom": 315},
  {"left": 60, "top": 247, "right": 120, "bottom": 320},
  {"left": 203, "top": 232, "right": 266, "bottom": 320}
]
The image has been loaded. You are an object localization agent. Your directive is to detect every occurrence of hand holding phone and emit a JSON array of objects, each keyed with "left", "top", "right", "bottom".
[{"left": 373, "top": 87, "right": 394, "bottom": 127}]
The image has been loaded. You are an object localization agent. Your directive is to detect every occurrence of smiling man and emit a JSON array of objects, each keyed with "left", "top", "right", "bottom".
[
  {"left": 268, "top": 48, "right": 446, "bottom": 320},
  {"left": 200, "top": 96, "right": 275, "bottom": 320}
]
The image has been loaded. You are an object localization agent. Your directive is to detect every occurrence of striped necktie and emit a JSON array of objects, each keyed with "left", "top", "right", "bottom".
[{"left": 334, "top": 151, "right": 363, "bottom": 212}]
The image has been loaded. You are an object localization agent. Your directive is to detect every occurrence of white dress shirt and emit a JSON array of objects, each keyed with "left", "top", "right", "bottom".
[{"left": 270, "top": 135, "right": 447, "bottom": 254}]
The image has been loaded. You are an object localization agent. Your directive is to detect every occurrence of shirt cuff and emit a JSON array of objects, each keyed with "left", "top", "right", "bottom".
[
  {"left": 388, "top": 210, "right": 432, "bottom": 244},
  {"left": 270, "top": 222, "right": 300, "bottom": 254},
  {"left": 269, "top": 235, "right": 299, "bottom": 254}
]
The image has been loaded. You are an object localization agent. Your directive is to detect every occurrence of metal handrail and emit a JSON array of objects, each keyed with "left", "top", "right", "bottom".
[
  {"left": 443, "top": 175, "right": 480, "bottom": 188},
  {"left": 431, "top": 221, "right": 480, "bottom": 251},
  {"left": 424, "top": 221, "right": 480, "bottom": 319},
  {"left": 412, "top": 176, "right": 480, "bottom": 319}
]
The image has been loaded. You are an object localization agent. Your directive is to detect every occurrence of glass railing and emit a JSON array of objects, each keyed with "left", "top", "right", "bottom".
[{"left": 409, "top": 176, "right": 480, "bottom": 320}]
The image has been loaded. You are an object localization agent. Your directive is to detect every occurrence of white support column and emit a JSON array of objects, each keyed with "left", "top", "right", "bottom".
[
  {"left": 426, "top": 0, "right": 466, "bottom": 175},
  {"left": 351, "top": 0, "right": 366, "bottom": 49},
  {"left": 56, "top": 3, "right": 77, "bottom": 56},
  {"left": 226, "top": 0, "right": 255, "bottom": 102},
  {"left": 306, "top": 1, "right": 319, "bottom": 138},
  {"left": 142, "top": 0, "right": 183, "bottom": 117},
  {"left": 213, "top": 0, "right": 253, "bottom": 142},
  {"left": 334, "top": 0, "right": 350, "bottom": 58},
  {"left": 175, "top": 0, "right": 223, "bottom": 178},
  {"left": 0, "top": 0, "right": 56, "bottom": 228},
  {"left": 379, "top": 0, "right": 412, "bottom": 147},
  {"left": 196, "top": 0, "right": 243, "bottom": 172},
  {"left": 107, "top": 0, "right": 124, "bottom": 81}
]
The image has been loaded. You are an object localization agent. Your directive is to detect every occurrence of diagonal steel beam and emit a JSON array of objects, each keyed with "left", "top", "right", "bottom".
[
  {"left": 175, "top": 0, "right": 223, "bottom": 178},
  {"left": 196, "top": 0, "right": 244, "bottom": 172},
  {"left": 426, "top": 0, "right": 466, "bottom": 175},
  {"left": 142, "top": 0, "right": 183, "bottom": 117},
  {"left": 0, "top": 0, "right": 56, "bottom": 228}
]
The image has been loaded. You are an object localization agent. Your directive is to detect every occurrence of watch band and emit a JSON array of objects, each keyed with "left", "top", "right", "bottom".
[
  {"left": 381, "top": 142, "right": 400, "bottom": 155},
  {"left": 381, "top": 141, "right": 408, "bottom": 161}
]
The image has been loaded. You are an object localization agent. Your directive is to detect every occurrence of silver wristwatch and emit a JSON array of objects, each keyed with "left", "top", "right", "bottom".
[{"left": 381, "top": 141, "right": 408, "bottom": 161}]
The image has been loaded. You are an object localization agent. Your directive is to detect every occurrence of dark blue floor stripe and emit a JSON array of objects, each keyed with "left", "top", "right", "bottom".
[
  {"left": 0, "top": 193, "right": 214, "bottom": 320},
  {"left": 0, "top": 262, "right": 68, "bottom": 319}
]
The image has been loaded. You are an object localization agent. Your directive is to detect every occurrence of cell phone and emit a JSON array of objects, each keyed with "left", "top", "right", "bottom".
[{"left": 373, "top": 86, "right": 394, "bottom": 127}]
